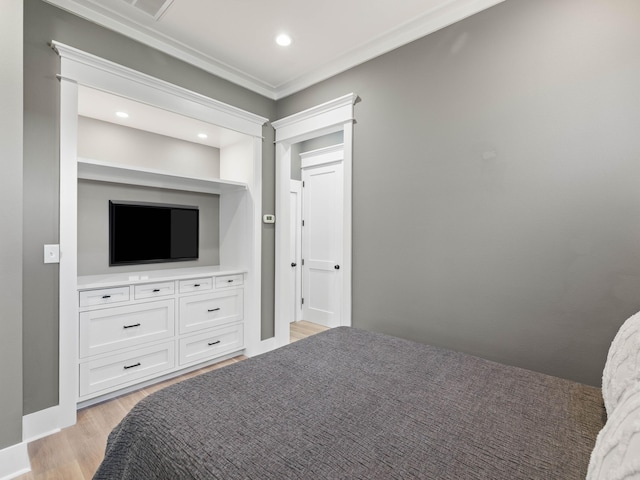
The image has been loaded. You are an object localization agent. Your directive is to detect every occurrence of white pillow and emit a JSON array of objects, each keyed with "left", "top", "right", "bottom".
[
  {"left": 587, "top": 384, "right": 640, "bottom": 480},
  {"left": 602, "top": 312, "right": 640, "bottom": 415}
]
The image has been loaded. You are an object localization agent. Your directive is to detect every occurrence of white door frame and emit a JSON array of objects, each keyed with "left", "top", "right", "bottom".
[{"left": 272, "top": 93, "right": 356, "bottom": 347}]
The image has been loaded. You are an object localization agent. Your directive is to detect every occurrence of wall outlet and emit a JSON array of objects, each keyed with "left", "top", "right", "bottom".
[{"left": 263, "top": 214, "right": 275, "bottom": 224}]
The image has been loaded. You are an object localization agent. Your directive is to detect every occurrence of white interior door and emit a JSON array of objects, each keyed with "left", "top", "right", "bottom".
[
  {"left": 289, "top": 180, "right": 302, "bottom": 323},
  {"left": 301, "top": 162, "right": 343, "bottom": 328}
]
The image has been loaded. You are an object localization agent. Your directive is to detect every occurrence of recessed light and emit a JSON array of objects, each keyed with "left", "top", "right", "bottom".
[
  {"left": 116, "top": 111, "right": 129, "bottom": 118},
  {"left": 275, "top": 34, "right": 292, "bottom": 47},
  {"left": 197, "top": 133, "right": 208, "bottom": 139}
]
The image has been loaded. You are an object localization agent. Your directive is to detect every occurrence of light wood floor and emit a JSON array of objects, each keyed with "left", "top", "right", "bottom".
[{"left": 16, "top": 321, "right": 328, "bottom": 480}]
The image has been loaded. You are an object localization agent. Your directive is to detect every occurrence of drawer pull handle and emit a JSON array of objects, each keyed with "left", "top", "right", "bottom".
[
  {"left": 124, "top": 362, "right": 141, "bottom": 370},
  {"left": 208, "top": 340, "right": 221, "bottom": 346},
  {"left": 123, "top": 323, "right": 141, "bottom": 329},
  {"left": 152, "top": 289, "right": 161, "bottom": 292},
  {"left": 102, "top": 295, "right": 111, "bottom": 299},
  {"left": 207, "top": 308, "right": 221, "bottom": 313},
  {"left": 227, "top": 279, "right": 234, "bottom": 283},
  {"left": 193, "top": 284, "right": 201, "bottom": 287}
]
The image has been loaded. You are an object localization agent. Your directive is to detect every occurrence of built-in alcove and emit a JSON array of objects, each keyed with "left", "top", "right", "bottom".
[{"left": 76, "top": 109, "right": 226, "bottom": 276}]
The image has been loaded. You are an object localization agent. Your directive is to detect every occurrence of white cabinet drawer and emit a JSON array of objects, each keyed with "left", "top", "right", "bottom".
[
  {"left": 79, "top": 341, "right": 175, "bottom": 397},
  {"left": 179, "top": 323, "right": 243, "bottom": 366},
  {"left": 179, "top": 277, "right": 213, "bottom": 294},
  {"left": 79, "top": 300, "right": 175, "bottom": 358},
  {"left": 179, "top": 289, "right": 243, "bottom": 334},
  {"left": 79, "top": 286, "right": 130, "bottom": 307},
  {"left": 134, "top": 281, "right": 175, "bottom": 300},
  {"left": 215, "top": 274, "right": 244, "bottom": 289}
]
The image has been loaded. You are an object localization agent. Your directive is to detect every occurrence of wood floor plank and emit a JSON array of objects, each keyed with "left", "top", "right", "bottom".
[{"left": 17, "top": 324, "right": 326, "bottom": 479}]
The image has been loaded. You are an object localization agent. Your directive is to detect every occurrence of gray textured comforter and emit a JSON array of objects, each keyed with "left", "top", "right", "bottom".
[{"left": 94, "top": 327, "right": 604, "bottom": 479}]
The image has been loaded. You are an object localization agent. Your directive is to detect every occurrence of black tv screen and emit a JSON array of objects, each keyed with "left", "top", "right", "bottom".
[{"left": 109, "top": 201, "right": 199, "bottom": 266}]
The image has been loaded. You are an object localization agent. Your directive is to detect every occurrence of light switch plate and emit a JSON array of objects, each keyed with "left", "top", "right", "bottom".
[{"left": 44, "top": 244, "right": 60, "bottom": 264}]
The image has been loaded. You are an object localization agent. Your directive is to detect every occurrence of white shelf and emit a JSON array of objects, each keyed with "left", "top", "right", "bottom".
[{"left": 77, "top": 158, "right": 248, "bottom": 195}]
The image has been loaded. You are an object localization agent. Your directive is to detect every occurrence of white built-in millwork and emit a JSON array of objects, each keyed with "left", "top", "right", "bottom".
[
  {"left": 55, "top": 42, "right": 267, "bottom": 435},
  {"left": 77, "top": 268, "right": 245, "bottom": 404}
]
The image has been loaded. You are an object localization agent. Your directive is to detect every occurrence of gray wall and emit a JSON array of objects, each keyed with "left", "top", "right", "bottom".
[
  {"left": 23, "top": 0, "right": 276, "bottom": 416},
  {"left": 78, "top": 116, "right": 221, "bottom": 178},
  {"left": 278, "top": 0, "right": 640, "bottom": 386},
  {"left": 78, "top": 181, "right": 220, "bottom": 275},
  {"left": 0, "top": 0, "right": 23, "bottom": 449}
]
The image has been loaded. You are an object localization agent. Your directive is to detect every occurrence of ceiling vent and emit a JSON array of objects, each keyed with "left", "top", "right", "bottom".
[{"left": 121, "top": 0, "right": 174, "bottom": 20}]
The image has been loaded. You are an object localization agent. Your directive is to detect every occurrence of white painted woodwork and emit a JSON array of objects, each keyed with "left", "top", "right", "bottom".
[
  {"left": 56, "top": 43, "right": 266, "bottom": 428},
  {"left": 302, "top": 161, "right": 344, "bottom": 328},
  {"left": 79, "top": 286, "right": 130, "bottom": 307},
  {"left": 179, "top": 323, "right": 244, "bottom": 366},
  {"left": 0, "top": 442, "right": 30, "bottom": 480},
  {"left": 77, "top": 269, "right": 245, "bottom": 402},
  {"left": 273, "top": 94, "right": 355, "bottom": 347},
  {"left": 134, "top": 281, "right": 175, "bottom": 300},
  {"left": 273, "top": 94, "right": 357, "bottom": 144},
  {"left": 44, "top": 0, "right": 506, "bottom": 100},
  {"left": 179, "top": 277, "right": 213, "bottom": 293},
  {"left": 79, "top": 341, "right": 175, "bottom": 397},
  {"left": 78, "top": 266, "right": 244, "bottom": 290},
  {"left": 52, "top": 42, "right": 267, "bottom": 137},
  {"left": 179, "top": 289, "right": 244, "bottom": 334},
  {"left": 289, "top": 180, "right": 303, "bottom": 323},
  {"left": 79, "top": 300, "right": 175, "bottom": 358},
  {"left": 215, "top": 274, "right": 244, "bottom": 288},
  {"left": 78, "top": 158, "right": 247, "bottom": 195}
]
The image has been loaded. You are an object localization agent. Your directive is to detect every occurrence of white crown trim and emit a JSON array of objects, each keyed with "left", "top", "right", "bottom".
[
  {"left": 43, "top": 0, "right": 505, "bottom": 100},
  {"left": 42, "top": 0, "right": 276, "bottom": 98},
  {"left": 272, "top": 93, "right": 356, "bottom": 144},
  {"left": 52, "top": 41, "right": 268, "bottom": 137}
]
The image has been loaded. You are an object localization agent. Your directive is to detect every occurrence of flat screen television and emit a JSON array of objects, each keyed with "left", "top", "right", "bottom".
[{"left": 109, "top": 201, "right": 199, "bottom": 266}]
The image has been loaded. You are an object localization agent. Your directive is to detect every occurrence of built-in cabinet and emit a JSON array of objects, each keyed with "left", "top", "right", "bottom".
[
  {"left": 77, "top": 267, "right": 245, "bottom": 403},
  {"left": 56, "top": 41, "right": 267, "bottom": 426},
  {"left": 74, "top": 158, "right": 254, "bottom": 406}
]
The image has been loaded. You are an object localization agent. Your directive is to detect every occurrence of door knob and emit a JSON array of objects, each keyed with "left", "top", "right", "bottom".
[
  {"left": 291, "top": 262, "right": 297, "bottom": 267},
  {"left": 334, "top": 265, "right": 340, "bottom": 270}
]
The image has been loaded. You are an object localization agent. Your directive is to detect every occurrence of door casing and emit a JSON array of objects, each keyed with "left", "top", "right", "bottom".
[{"left": 273, "top": 93, "right": 356, "bottom": 347}]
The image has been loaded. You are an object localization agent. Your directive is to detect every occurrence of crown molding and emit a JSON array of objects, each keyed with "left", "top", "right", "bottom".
[
  {"left": 273, "top": 93, "right": 356, "bottom": 144},
  {"left": 273, "top": 0, "right": 506, "bottom": 99},
  {"left": 53, "top": 41, "right": 268, "bottom": 137},
  {"left": 43, "top": 0, "right": 277, "bottom": 98},
  {"left": 43, "top": 0, "right": 505, "bottom": 101}
]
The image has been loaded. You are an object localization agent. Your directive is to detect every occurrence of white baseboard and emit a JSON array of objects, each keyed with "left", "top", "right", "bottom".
[
  {"left": 245, "top": 337, "right": 277, "bottom": 357},
  {"left": 22, "top": 405, "right": 61, "bottom": 443},
  {"left": 0, "top": 442, "right": 30, "bottom": 480}
]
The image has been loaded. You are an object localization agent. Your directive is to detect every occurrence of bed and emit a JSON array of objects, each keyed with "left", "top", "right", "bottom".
[{"left": 94, "top": 322, "right": 640, "bottom": 480}]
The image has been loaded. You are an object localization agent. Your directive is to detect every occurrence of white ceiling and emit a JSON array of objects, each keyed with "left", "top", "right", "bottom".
[{"left": 45, "top": 0, "right": 505, "bottom": 100}]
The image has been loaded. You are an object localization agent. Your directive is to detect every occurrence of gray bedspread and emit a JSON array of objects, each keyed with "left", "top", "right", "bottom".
[{"left": 94, "top": 327, "right": 605, "bottom": 479}]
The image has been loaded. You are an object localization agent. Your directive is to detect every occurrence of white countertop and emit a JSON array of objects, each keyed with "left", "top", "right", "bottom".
[{"left": 78, "top": 265, "right": 246, "bottom": 290}]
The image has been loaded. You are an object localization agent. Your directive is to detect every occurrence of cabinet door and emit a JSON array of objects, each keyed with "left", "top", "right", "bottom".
[
  {"left": 179, "top": 323, "right": 243, "bottom": 366},
  {"left": 79, "top": 300, "right": 175, "bottom": 358},
  {"left": 79, "top": 286, "right": 130, "bottom": 307},
  {"left": 79, "top": 341, "right": 175, "bottom": 397},
  {"left": 179, "top": 289, "right": 243, "bottom": 334}
]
